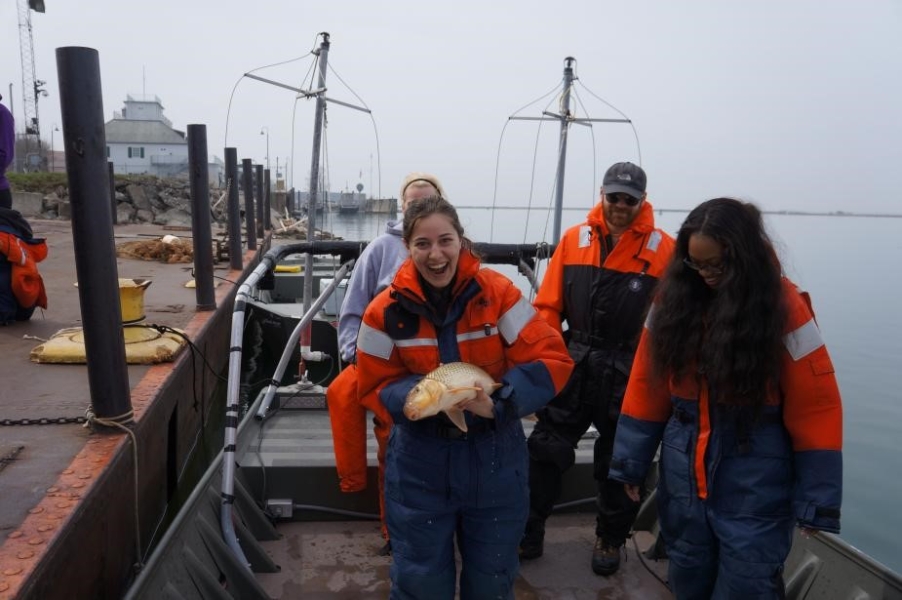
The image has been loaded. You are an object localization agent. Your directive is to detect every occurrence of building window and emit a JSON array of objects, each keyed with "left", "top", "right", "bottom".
[
  {"left": 128, "top": 146, "right": 145, "bottom": 159},
  {"left": 106, "top": 146, "right": 110, "bottom": 158}
]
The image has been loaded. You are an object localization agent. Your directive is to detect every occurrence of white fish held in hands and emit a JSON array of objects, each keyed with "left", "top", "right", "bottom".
[{"left": 404, "top": 362, "right": 503, "bottom": 432}]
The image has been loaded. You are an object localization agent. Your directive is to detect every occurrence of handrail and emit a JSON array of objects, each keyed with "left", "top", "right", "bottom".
[
  {"left": 254, "top": 259, "right": 355, "bottom": 421},
  {"left": 472, "top": 241, "right": 555, "bottom": 270},
  {"left": 220, "top": 240, "right": 366, "bottom": 568}
]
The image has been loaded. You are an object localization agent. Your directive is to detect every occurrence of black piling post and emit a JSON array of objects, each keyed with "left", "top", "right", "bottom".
[
  {"left": 108, "top": 161, "right": 117, "bottom": 225},
  {"left": 56, "top": 46, "right": 132, "bottom": 425},
  {"left": 263, "top": 168, "right": 272, "bottom": 229},
  {"left": 242, "top": 158, "right": 257, "bottom": 251},
  {"left": 225, "top": 147, "right": 242, "bottom": 270},
  {"left": 255, "top": 164, "right": 264, "bottom": 238},
  {"left": 187, "top": 124, "right": 215, "bottom": 311}
]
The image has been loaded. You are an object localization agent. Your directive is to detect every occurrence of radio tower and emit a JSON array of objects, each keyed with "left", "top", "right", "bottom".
[{"left": 16, "top": 0, "right": 47, "bottom": 171}]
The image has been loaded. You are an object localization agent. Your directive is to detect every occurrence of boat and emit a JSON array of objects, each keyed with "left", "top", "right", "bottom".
[
  {"left": 300, "top": 190, "right": 327, "bottom": 214},
  {"left": 123, "top": 38, "right": 902, "bottom": 599},
  {"left": 338, "top": 187, "right": 363, "bottom": 214}
]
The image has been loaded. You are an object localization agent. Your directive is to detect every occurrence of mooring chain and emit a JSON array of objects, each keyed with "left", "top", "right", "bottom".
[{"left": 0, "top": 416, "right": 88, "bottom": 426}]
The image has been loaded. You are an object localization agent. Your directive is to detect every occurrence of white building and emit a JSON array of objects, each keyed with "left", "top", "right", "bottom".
[{"left": 104, "top": 94, "right": 223, "bottom": 184}]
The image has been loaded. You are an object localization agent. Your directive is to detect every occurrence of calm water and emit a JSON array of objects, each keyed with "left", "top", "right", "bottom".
[{"left": 316, "top": 207, "right": 902, "bottom": 573}]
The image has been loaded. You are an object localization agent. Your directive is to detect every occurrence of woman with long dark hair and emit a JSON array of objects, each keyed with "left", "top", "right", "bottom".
[{"left": 609, "top": 198, "right": 843, "bottom": 598}]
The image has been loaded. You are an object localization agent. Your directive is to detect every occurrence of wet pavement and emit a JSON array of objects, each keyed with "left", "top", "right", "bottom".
[{"left": 0, "top": 217, "right": 249, "bottom": 599}]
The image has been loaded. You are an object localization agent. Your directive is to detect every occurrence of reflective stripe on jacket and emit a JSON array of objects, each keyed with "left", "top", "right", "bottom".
[
  {"left": 534, "top": 200, "right": 674, "bottom": 363},
  {"left": 356, "top": 249, "right": 574, "bottom": 427}
]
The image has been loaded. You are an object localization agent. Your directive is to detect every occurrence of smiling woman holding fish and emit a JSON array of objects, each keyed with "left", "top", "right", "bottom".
[{"left": 356, "top": 196, "right": 574, "bottom": 599}]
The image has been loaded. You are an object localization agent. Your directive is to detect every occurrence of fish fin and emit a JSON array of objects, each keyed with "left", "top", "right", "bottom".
[
  {"left": 490, "top": 383, "right": 503, "bottom": 393},
  {"left": 445, "top": 407, "right": 468, "bottom": 432},
  {"left": 446, "top": 386, "right": 480, "bottom": 394}
]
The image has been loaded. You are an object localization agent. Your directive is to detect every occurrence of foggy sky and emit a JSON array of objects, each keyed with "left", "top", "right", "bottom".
[{"left": 2, "top": 0, "right": 900, "bottom": 215}]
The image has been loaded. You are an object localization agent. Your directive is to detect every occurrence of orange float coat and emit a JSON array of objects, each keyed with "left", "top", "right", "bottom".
[
  {"left": 0, "top": 229, "right": 48, "bottom": 310},
  {"left": 356, "top": 249, "right": 574, "bottom": 418},
  {"left": 611, "top": 279, "right": 843, "bottom": 526},
  {"left": 326, "top": 220, "right": 403, "bottom": 494},
  {"left": 610, "top": 279, "right": 842, "bottom": 596}
]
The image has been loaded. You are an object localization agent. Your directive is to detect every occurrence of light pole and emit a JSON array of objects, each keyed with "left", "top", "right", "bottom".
[
  {"left": 50, "top": 124, "right": 59, "bottom": 172},
  {"left": 260, "top": 126, "right": 270, "bottom": 171}
]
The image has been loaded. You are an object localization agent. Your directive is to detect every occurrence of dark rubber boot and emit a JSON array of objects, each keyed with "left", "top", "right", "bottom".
[
  {"left": 591, "top": 537, "right": 622, "bottom": 576},
  {"left": 519, "top": 520, "right": 545, "bottom": 560}
]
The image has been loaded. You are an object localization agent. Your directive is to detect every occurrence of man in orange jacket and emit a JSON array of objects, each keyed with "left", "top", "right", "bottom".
[{"left": 522, "top": 162, "right": 675, "bottom": 576}]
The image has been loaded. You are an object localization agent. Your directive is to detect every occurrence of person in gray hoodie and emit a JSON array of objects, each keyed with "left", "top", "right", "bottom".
[{"left": 326, "top": 172, "right": 445, "bottom": 553}]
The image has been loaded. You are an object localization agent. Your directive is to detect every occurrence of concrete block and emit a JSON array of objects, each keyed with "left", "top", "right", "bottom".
[{"left": 11, "top": 192, "right": 44, "bottom": 217}]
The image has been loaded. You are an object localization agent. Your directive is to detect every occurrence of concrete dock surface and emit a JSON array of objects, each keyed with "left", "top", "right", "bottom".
[{"left": 0, "top": 217, "right": 251, "bottom": 599}]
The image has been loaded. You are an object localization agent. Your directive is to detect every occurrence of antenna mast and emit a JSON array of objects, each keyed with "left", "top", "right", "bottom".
[
  {"left": 508, "top": 57, "right": 632, "bottom": 244},
  {"left": 16, "top": 0, "right": 47, "bottom": 171},
  {"left": 552, "top": 58, "right": 576, "bottom": 244}
]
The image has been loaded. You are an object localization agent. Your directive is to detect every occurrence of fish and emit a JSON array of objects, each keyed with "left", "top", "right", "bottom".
[{"left": 403, "top": 362, "right": 503, "bottom": 432}]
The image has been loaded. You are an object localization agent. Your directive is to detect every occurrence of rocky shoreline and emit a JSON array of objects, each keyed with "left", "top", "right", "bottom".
[{"left": 9, "top": 175, "right": 285, "bottom": 228}]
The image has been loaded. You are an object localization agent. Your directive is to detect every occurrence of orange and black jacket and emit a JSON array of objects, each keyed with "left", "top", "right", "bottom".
[
  {"left": 534, "top": 200, "right": 674, "bottom": 363},
  {"left": 610, "top": 279, "right": 843, "bottom": 532},
  {"left": 0, "top": 224, "right": 48, "bottom": 311},
  {"left": 356, "top": 249, "right": 574, "bottom": 428}
]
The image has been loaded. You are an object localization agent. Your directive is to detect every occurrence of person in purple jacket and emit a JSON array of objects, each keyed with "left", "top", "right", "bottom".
[{"left": 0, "top": 93, "right": 15, "bottom": 210}]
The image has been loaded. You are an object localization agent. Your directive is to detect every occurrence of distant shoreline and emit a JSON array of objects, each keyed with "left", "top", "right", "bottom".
[{"left": 453, "top": 206, "right": 902, "bottom": 218}]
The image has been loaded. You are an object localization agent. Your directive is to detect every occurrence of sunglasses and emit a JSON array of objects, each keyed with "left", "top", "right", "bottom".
[{"left": 604, "top": 192, "right": 642, "bottom": 207}]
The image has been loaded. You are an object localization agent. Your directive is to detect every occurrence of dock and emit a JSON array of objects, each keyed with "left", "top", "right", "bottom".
[{"left": 0, "top": 218, "right": 258, "bottom": 600}]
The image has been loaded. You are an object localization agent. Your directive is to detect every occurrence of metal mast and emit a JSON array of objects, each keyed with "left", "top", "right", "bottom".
[
  {"left": 552, "top": 58, "right": 576, "bottom": 245},
  {"left": 240, "top": 32, "right": 370, "bottom": 373},
  {"left": 509, "top": 57, "right": 631, "bottom": 244},
  {"left": 16, "top": 0, "right": 47, "bottom": 171},
  {"left": 299, "top": 32, "right": 331, "bottom": 363}
]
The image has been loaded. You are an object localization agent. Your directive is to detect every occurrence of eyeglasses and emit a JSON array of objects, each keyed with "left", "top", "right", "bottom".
[
  {"left": 604, "top": 192, "right": 642, "bottom": 207},
  {"left": 683, "top": 258, "right": 725, "bottom": 276}
]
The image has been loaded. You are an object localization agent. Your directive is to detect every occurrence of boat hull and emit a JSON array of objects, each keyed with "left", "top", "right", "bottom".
[{"left": 124, "top": 240, "right": 902, "bottom": 599}]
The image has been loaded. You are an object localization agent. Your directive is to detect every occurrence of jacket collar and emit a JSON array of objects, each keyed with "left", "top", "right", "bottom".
[
  {"left": 392, "top": 247, "right": 481, "bottom": 305},
  {"left": 585, "top": 198, "right": 657, "bottom": 237}
]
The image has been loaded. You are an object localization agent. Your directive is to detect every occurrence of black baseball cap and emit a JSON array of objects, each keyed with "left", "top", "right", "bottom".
[{"left": 602, "top": 162, "right": 647, "bottom": 199}]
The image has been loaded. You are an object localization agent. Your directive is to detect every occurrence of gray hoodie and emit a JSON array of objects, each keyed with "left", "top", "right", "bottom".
[{"left": 337, "top": 219, "right": 408, "bottom": 362}]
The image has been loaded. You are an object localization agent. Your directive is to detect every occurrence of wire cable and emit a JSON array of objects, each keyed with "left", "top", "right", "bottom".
[
  {"left": 575, "top": 80, "right": 643, "bottom": 166},
  {"left": 224, "top": 51, "right": 315, "bottom": 149},
  {"left": 490, "top": 81, "right": 562, "bottom": 243}
]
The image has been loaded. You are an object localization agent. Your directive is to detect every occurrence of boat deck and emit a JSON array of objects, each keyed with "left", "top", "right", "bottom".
[
  {"left": 238, "top": 397, "right": 603, "bottom": 519},
  {"left": 256, "top": 515, "right": 670, "bottom": 599},
  {"left": 182, "top": 391, "right": 669, "bottom": 599},
  {"left": 231, "top": 400, "right": 674, "bottom": 598},
  {"left": 121, "top": 320, "right": 902, "bottom": 600}
]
